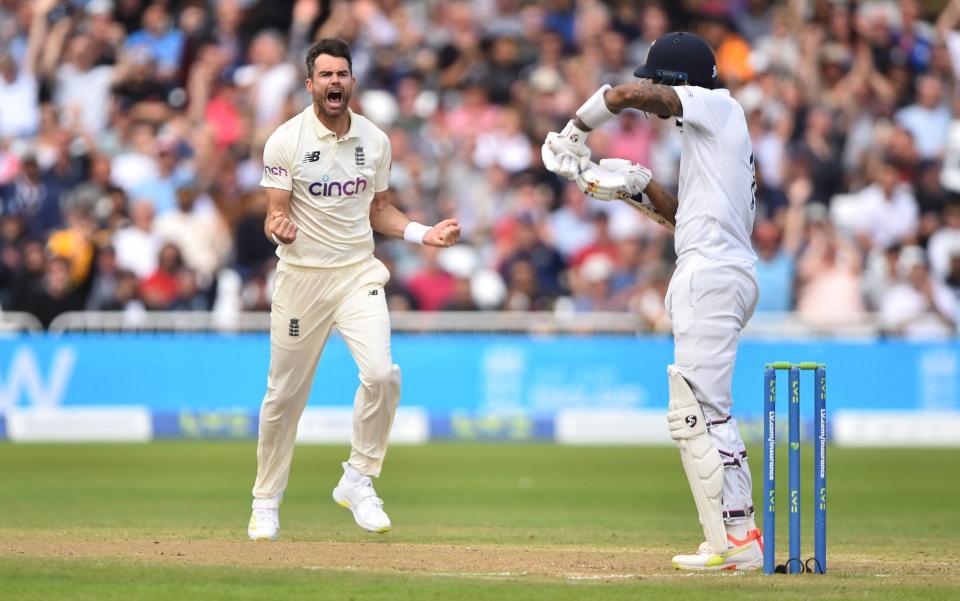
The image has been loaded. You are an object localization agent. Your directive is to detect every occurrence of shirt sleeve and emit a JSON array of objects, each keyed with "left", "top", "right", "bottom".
[
  {"left": 374, "top": 133, "right": 392, "bottom": 193},
  {"left": 260, "top": 130, "right": 293, "bottom": 191},
  {"left": 673, "top": 86, "right": 734, "bottom": 137}
]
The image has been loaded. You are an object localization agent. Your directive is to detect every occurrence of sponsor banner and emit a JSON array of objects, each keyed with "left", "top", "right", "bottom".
[
  {"left": 833, "top": 411, "right": 960, "bottom": 447},
  {"left": 153, "top": 410, "right": 257, "bottom": 439},
  {"left": 296, "top": 407, "right": 428, "bottom": 444},
  {"left": 6, "top": 407, "right": 151, "bottom": 442},
  {"left": 555, "top": 409, "right": 672, "bottom": 445},
  {"left": 0, "top": 334, "right": 958, "bottom": 446},
  {"left": 428, "top": 413, "right": 554, "bottom": 441}
]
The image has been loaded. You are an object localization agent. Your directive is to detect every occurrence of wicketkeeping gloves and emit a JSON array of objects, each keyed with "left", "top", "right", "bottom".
[{"left": 576, "top": 158, "right": 652, "bottom": 201}]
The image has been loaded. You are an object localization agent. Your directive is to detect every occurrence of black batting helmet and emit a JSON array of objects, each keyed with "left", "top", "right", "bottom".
[{"left": 633, "top": 32, "right": 718, "bottom": 89}]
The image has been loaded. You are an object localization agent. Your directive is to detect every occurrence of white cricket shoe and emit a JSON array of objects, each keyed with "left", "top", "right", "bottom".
[
  {"left": 332, "top": 464, "right": 391, "bottom": 533},
  {"left": 247, "top": 507, "right": 280, "bottom": 541},
  {"left": 671, "top": 529, "right": 764, "bottom": 571}
]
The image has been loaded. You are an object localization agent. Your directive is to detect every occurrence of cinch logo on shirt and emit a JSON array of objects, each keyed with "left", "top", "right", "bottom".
[
  {"left": 264, "top": 165, "right": 288, "bottom": 176},
  {"left": 308, "top": 176, "right": 368, "bottom": 197}
]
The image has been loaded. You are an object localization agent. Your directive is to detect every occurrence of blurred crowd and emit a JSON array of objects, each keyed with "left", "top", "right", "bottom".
[{"left": 1, "top": 0, "right": 960, "bottom": 338}]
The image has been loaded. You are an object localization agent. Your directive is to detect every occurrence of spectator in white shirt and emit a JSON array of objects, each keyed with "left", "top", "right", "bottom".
[
  {"left": 0, "top": 46, "right": 38, "bottom": 139},
  {"left": 881, "top": 246, "right": 957, "bottom": 339},
  {"left": 853, "top": 158, "right": 919, "bottom": 251},
  {"left": 113, "top": 200, "right": 161, "bottom": 279},
  {"left": 894, "top": 75, "right": 951, "bottom": 160},
  {"left": 927, "top": 200, "right": 960, "bottom": 282},
  {"left": 54, "top": 34, "right": 116, "bottom": 134},
  {"left": 233, "top": 31, "right": 297, "bottom": 132}
]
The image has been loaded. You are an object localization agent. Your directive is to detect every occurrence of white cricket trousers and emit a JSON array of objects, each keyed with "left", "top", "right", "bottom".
[
  {"left": 252, "top": 256, "right": 400, "bottom": 507},
  {"left": 666, "top": 255, "right": 759, "bottom": 521}
]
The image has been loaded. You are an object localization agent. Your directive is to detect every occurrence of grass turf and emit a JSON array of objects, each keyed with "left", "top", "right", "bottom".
[{"left": 1, "top": 442, "right": 958, "bottom": 599}]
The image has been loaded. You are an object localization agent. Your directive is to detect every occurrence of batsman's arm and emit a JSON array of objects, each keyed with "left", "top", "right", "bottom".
[
  {"left": 573, "top": 83, "right": 682, "bottom": 130},
  {"left": 635, "top": 180, "right": 678, "bottom": 229}
]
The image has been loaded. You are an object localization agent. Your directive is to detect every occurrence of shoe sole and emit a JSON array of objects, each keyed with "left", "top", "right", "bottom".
[
  {"left": 332, "top": 489, "right": 391, "bottom": 533},
  {"left": 671, "top": 559, "right": 762, "bottom": 572},
  {"left": 247, "top": 529, "right": 279, "bottom": 542}
]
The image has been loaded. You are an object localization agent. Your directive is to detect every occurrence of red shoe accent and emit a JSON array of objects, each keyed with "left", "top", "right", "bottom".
[{"left": 727, "top": 528, "right": 763, "bottom": 549}]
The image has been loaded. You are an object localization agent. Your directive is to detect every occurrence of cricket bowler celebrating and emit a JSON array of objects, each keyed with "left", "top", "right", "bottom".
[
  {"left": 248, "top": 38, "right": 460, "bottom": 540},
  {"left": 542, "top": 32, "right": 761, "bottom": 570}
]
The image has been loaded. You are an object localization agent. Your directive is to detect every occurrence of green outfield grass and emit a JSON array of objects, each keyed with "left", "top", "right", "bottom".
[{"left": 2, "top": 442, "right": 958, "bottom": 600}]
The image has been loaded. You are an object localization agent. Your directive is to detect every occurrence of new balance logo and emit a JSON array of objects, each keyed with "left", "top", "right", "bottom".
[
  {"left": 303, "top": 151, "right": 322, "bottom": 163},
  {"left": 288, "top": 318, "right": 300, "bottom": 337},
  {"left": 369, "top": 289, "right": 379, "bottom": 296},
  {"left": 355, "top": 145, "right": 366, "bottom": 168}
]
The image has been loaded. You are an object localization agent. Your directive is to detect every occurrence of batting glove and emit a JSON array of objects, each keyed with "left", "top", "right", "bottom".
[
  {"left": 542, "top": 120, "right": 592, "bottom": 181},
  {"left": 576, "top": 158, "right": 652, "bottom": 201}
]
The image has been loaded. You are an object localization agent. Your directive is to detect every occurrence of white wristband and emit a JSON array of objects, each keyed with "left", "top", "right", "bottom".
[
  {"left": 575, "top": 84, "right": 615, "bottom": 129},
  {"left": 403, "top": 221, "right": 430, "bottom": 245},
  {"left": 271, "top": 233, "right": 283, "bottom": 245}
]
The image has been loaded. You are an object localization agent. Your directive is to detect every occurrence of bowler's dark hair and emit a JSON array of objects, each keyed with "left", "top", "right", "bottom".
[{"left": 305, "top": 38, "right": 352, "bottom": 77}]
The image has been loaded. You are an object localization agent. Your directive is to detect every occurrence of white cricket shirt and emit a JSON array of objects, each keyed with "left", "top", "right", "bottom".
[
  {"left": 672, "top": 85, "right": 757, "bottom": 266},
  {"left": 260, "top": 107, "right": 391, "bottom": 268}
]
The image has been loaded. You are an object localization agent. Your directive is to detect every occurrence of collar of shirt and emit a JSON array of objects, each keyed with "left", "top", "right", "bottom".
[{"left": 307, "top": 106, "right": 359, "bottom": 142}]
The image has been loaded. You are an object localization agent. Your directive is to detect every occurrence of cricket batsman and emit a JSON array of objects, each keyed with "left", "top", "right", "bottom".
[
  {"left": 542, "top": 32, "right": 762, "bottom": 570},
  {"left": 247, "top": 38, "right": 460, "bottom": 540}
]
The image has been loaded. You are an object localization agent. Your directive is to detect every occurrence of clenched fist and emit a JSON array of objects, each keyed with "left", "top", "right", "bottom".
[
  {"left": 424, "top": 218, "right": 460, "bottom": 247},
  {"left": 267, "top": 210, "right": 298, "bottom": 244}
]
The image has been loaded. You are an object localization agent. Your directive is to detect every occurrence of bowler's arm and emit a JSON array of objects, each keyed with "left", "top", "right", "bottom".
[
  {"left": 264, "top": 188, "right": 297, "bottom": 243},
  {"left": 370, "top": 191, "right": 461, "bottom": 247},
  {"left": 573, "top": 84, "right": 683, "bottom": 131}
]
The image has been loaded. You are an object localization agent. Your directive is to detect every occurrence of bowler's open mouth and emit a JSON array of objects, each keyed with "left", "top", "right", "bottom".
[{"left": 327, "top": 88, "right": 344, "bottom": 107}]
